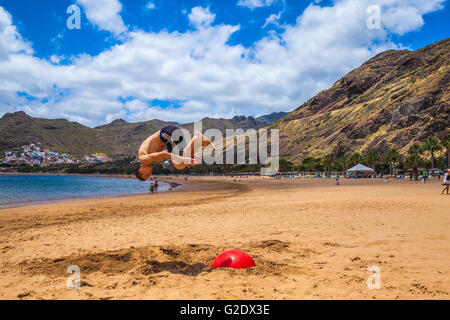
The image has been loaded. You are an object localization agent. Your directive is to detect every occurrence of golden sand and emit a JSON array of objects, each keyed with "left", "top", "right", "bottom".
[{"left": 0, "top": 177, "right": 448, "bottom": 300}]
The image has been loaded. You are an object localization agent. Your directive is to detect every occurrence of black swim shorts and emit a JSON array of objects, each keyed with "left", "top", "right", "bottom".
[{"left": 160, "top": 125, "right": 184, "bottom": 154}]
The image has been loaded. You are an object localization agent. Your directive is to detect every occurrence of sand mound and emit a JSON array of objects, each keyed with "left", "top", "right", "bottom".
[{"left": 18, "top": 240, "right": 309, "bottom": 281}]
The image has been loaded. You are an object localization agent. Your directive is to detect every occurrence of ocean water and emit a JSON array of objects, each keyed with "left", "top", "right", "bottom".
[{"left": 0, "top": 175, "right": 171, "bottom": 207}]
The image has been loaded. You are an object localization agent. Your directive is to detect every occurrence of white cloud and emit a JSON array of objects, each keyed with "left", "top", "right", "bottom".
[
  {"left": 76, "top": 0, "right": 127, "bottom": 36},
  {"left": 0, "top": 7, "right": 33, "bottom": 60},
  {"left": 238, "top": 0, "right": 278, "bottom": 10},
  {"left": 49, "top": 55, "right": 62, "bottom": 64},
  {"left": 145, "top": 2, "right": 156, "bottom": 10},
  {"left": 263, "top": 11, "right": 282, "bottom": 28},
  {"left": 188, "top": 7, "right": 216, "bottom": 28},
  {"left": 0, "top": 0, "right": 446, "bottom": 127},
  {"left": 380, "top": 0, "right": 445, "bottom": 35}
]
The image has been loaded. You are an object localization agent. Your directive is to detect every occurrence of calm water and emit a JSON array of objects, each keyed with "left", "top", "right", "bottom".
[{"left": 0, "top": 175, "right": 171, "bottom": 207}]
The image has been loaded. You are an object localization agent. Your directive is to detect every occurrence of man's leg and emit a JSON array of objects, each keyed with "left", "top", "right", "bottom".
[
  {"left": 167, "top": 131, "right": 213, "bottom": 170},
  {"left": 183, "top": 131, "right": 214, "bottom": 160}
]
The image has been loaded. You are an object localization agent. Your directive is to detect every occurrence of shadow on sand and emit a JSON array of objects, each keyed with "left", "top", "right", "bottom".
[{"left": 141, "top": 260, "right": 211, "bottom": 277}]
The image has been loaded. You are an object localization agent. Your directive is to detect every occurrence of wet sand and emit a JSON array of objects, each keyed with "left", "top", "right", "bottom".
[{"left": 0, "top": 177, "right": 448, "bottom": 300}]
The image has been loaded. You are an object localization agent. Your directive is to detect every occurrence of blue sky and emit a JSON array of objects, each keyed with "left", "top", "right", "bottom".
[{"left": 0, "top": 0, "right": 448, "bottom": 126}]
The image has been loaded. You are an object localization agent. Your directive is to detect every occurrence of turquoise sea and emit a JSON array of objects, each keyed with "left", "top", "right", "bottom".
[{"left": 0, "top": 175, "right": 170, "bottom": 207}]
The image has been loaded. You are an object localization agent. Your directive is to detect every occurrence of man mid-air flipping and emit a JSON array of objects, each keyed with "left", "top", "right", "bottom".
[{"left": 136, "top": 125, "right": 213, "bottom": 181}]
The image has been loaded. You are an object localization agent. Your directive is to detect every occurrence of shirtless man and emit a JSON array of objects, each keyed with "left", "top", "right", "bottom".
[{"left": 136, "top": 125, "right": 213, "bottom": 181}]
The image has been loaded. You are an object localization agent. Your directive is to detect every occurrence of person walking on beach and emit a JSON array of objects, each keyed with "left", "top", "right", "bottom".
[
  {"left": 442, "top": 170, "right": 450, "bottom": 195},
  {"left": 154, "top": 181, "right": 159, "bottom": 193},
  {"left": 136, "top": 126, "right": 214, "bottom": 181}
]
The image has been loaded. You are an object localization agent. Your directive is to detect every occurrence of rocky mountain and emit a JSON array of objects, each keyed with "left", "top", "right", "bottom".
[
  {"left": 0, "top": 112, "right": 107, "bottom": 156},
  {"left": 0, "top": 111, "right": 286, "bottom": 158},
  {"left": 275, "top": 38, "right": 449, "bottom": 162},
  {"left": 256, "top": 112, "right": 288, "bottom": 126},
  {"left": 94, "top": 118, "right": 177, "bottom": 157}
]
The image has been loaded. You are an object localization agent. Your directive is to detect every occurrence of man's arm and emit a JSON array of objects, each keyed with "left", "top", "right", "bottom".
[
  {"left": 139, "top": 151, "right": 195, "bottom": 167},
  {"left": 139, "top": 151, "right": 172, "bottom": 166}
]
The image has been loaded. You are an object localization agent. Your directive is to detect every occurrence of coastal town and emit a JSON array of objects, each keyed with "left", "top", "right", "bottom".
[{"left": 1, "top": 142, "right": 113, "bottom": 166}]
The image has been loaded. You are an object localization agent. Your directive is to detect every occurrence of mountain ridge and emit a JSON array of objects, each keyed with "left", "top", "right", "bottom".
[{"left": 0, "top": 111, "right": 288, "bottom": 158}]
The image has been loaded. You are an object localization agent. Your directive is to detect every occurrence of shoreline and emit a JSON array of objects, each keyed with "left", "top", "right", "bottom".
[
  {"left": 0, "top": 171, "right": 169, "bottom": 180},
  {"left": 0, "top": 173, "right": 183, "bottom": 210}
]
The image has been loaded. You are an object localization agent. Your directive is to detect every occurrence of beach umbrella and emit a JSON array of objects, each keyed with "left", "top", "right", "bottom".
[{"left": 211, "top": 250, "right": 256, "bottom": 269}]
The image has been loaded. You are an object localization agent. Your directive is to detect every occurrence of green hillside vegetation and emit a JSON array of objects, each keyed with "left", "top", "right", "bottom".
[{"left": 284, "top": 134, "right": 449, "bottom": 175}]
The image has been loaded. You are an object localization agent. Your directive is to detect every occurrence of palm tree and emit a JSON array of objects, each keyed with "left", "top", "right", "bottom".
[
  {"left": 322, "top": 154, "right": 333, "bottom": 176},
  {"left": 349, "top": 152, "right": 362, "bottom": 167},
  {"left": 405, "top": 153, "right": 423, "bottom": 179},
  {"left": 340, "top": 155, "right": 350, "bottom": 173},
  {"left": 302, "top": 157, "right": 320, "bottom": 173},
  {"left": 384, "top": 148, "right": 401, "bottom": 175},
  {"left": 423, "top": 136, "right": 441, "bottom": 169},
  {"left": 440, "top": 134, "right": 450, "bottom": 169},
  {"left": 408, "top": 143, "right": 423, "bottom": 156},
  {"left": 364, "top": 150, "right": 379, "bottom": 177},
  {"left": 406, "top": 143, "right": 424, "bottom": 180}
]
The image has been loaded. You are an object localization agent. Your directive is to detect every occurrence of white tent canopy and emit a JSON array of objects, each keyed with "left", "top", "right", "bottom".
[{"left": 347, "top": 164, "right": 374, "bottom": 172}]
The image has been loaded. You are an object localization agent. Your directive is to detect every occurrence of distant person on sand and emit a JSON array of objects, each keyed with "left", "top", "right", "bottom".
[
  {"left": 149, "top": 183, "right": 154, "bottom": 194},
  {"left": 442, "top": 170, "right": 450, "bottom": 195},
  {"left": 154, "top": 181, "right": 159, "bottom": 193},
  {"left": 136, "top": 126, "right": 214, "bottom": 181},
  {"left": 422, "top": 171, "right": 428, "bottom": 183}
]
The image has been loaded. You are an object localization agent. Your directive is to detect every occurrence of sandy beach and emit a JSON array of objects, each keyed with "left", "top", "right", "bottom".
[{"left": 0, "top": 177, "right": 448, "bottom": 300}]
